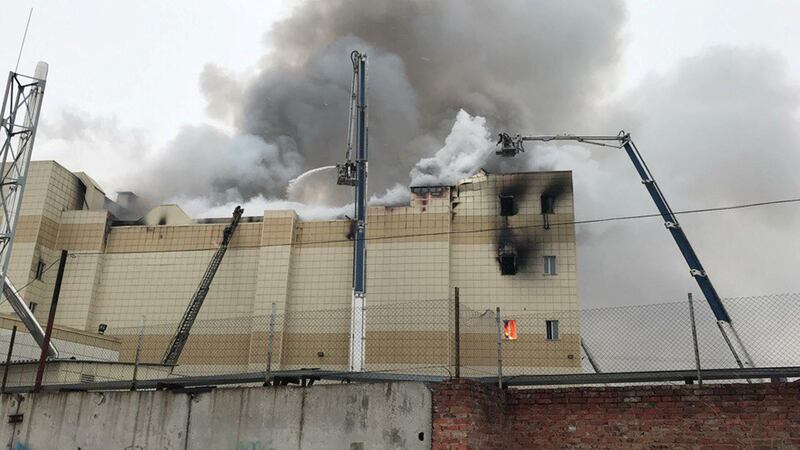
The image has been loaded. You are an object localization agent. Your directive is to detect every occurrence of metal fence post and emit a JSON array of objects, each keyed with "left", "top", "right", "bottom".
[
  {"left": 454, "top": 288, "right": 460, "bottom": 379},
  {"left": 495, "top": 307, "right": 503, "bottom": 389},
  {"left": 581, "top": 338, "right": 602, "bottom": 374},
  {"left": 34, "top": 249, "right": 68, "bottom": 392},
  {"left": 266, "top": 302, "right": 276, "bottom": 384},
  {"left": 688, "top": 293, "right": 702, "bottom": 386},
  {"left": 1, "top": 325, "right": 17, "bottom": 393},
  {"left": 131, "top": 316, "right": 145, "bottom": 390}
]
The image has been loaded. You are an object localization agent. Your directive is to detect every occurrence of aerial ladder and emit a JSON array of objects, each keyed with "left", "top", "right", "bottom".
[
  {"left": 162, "top": 206, "right": 243, "bottom": 365},
  {"left": 336, "top": 50, "right": 368, "bottom": 371},
  {"left": 497, "top": 131, "right": 755, "bottom": 368},
  {"left": 0, "top": 62, "right": 58, "bottom": 357}
]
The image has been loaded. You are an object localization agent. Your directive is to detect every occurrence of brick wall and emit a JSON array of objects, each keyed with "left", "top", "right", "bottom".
[{"left": 432, "top": 379, "right": 800, "bottom": 449}]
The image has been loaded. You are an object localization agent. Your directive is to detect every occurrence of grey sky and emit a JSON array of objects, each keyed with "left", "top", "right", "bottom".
[
  {"left": 2, "top": 1, "right": 798, "bottom": 146},
  {"left": 1, "top": 1, "right": 798, "bottom": 307}
]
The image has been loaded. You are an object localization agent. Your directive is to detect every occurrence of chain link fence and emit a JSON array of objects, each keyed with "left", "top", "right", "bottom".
[{"left": 0, "top": 293, "right": 798, "bottom": 389}]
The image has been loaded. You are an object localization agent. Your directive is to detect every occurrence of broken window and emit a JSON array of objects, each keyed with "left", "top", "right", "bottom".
[
  {"left": 543, "top": 255, "right": 557, "bottom": 275},
  {"left": 546, "top": 320, "right": 559, "bottom": 340},
  {"left": 499, "top": 195, "right": 517, "bottom": 216},
  {"left": 497, "top": 244, "right": 518, "bottom": 275},
  {"left": 541, "top": 195, "right": 555, "bottom": 214}
]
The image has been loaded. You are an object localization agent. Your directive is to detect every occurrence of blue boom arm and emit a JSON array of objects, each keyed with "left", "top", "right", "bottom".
[
  {"left": 496, "top": 132, "right": 753, "bottom": 367},
  {"left": 621, "top": 136, "right": 730, "bottom": 322}
]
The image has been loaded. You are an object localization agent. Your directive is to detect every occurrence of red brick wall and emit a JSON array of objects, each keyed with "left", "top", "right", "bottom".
[{"left": 432, "top": 379, "right": 800, "bottom": 449}]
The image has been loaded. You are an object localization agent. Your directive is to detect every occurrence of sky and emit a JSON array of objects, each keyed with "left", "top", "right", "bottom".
[{"left": 0, "top": 1, "right": 798, "bottom": 308}]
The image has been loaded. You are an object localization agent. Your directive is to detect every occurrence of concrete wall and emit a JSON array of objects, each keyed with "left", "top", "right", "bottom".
[
  {"left": 0, "top": 382, "right": 431, "bottom": 450},
  {"left": 432, "top": 379, "right": 800, "bottom": 449}
]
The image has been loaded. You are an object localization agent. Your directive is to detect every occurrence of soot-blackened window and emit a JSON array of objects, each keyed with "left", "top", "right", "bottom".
[
  {"left": 541, "top": 195, "right": 555, "bottom": 214},
  {"left": 499, "top": 195, "right": 517, "bottom": 216},
  {"left": 497, "top": 245, "right": 518, "bottom": 275}
]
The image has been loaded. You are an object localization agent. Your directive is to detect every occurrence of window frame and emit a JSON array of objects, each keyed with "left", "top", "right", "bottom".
[
  {"left": 545, "top": 319, "right": 560, "bottom": 341},
  {"left": 543, "top": 255, "right": 557, "bottom": 276},
  {"left": 34, "top": 260, "right": 46, "bottom": 281},
  {"left": 498, "top": 194, "right": 517, "bottom": 216}
]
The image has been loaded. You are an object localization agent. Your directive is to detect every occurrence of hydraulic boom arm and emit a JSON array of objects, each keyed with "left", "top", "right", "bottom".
[{"left": 497, "top": 132, "right": 754, "bottom": 368}]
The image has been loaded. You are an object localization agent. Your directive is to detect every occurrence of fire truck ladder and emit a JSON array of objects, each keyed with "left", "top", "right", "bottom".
[{"left": 162, "top": 206, "right": 243, "bottom": 365}]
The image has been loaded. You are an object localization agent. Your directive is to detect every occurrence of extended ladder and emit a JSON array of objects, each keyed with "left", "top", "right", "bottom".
[{"left": 162, "top": 206, "right": 243, "bottom": 365}]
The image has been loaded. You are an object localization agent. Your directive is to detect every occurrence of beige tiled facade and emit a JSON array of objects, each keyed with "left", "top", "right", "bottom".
[{"left": 2, "top": 162, "right": 580, "bottom": 374}]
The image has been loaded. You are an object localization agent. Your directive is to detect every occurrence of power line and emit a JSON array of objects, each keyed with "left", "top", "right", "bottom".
[
  {"left": 0, "top": 258, "right": 60, "bottom": 307},
  {"left": 133, "top": 195, "right": 800, "bottom": 252},
  {"left": 8, "top": 196, "right": 799, "bottom": 259}
]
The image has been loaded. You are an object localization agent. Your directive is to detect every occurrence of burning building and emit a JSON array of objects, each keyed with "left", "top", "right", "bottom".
[{"left": 0, "top": 161, "right": 579, "bottom": 376}]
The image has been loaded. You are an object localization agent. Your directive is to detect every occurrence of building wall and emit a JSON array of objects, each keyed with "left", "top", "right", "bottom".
[
  {"left": 432, "top": 379, "right": 800, "bottom": 450},
  {"left": 3, "top": 162, "right": 579, "bottom": 373}
]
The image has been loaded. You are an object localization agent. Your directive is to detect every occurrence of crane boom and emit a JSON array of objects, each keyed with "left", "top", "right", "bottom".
[
  {"left": 336, "top": 50, "right": 369, "bottom": 371},
  {"left": 497, "top": 132, "right": 754, "bottom": 368},
  {"left": 162, "top": 206, "right": 244, "bottom": 365}
]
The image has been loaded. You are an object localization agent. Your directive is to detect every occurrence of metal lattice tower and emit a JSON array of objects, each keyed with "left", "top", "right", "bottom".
[{"left": 0, "top": 62, "right": 57, "bottom": 357}]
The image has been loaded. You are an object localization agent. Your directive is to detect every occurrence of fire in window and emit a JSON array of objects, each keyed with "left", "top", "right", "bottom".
[{"left": 503, "top": 319, "right": 518, "bottom": 340}]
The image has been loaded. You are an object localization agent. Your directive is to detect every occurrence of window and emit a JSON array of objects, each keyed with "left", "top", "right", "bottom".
[
  {"left": 546, "top": 320, "right": 559, "bottom": 340},
  {"left": 497, "top": 245, "right": 518, "bottom": 275},
  {"left": 541, "top": 195, "right": 555, "bottom": 214},
  {"left": 499, "top": 195, "right": 517, "bottom": 216},
  {"left": 543, "top": 255, "right": 557, "bottom": 275},
  {"left": 34, "top": 260, "right": 46, "bottom": 280},
  {"left": 503, "top": 320, "right": 518, "bottom": 340},
  {"left": 28, "top": 302, "right": 37, "bottom": 313}
]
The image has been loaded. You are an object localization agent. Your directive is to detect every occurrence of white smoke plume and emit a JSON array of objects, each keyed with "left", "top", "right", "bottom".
[{"left": 410, "top": 110, "right": 493, "bottom": 187}]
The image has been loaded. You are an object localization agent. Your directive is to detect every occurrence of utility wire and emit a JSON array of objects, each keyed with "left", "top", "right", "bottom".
[
  {"left": 95, "top": 195, "right": 800, "bottom": 254},
  {"left": 3, "top": 196, "right": 798, "bottom": 260},
  {"left": 0, "top": 257, "right": 60, "bottom": 307}
]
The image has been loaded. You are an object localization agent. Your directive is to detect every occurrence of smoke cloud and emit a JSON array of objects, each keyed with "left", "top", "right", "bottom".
[
  {"left": 35, "top": 1, "right": 800, "bottom": 306},
  {"left": 535, "top": 46, "right": 800, "bottom": 306},
  {"left": 190, "top": 0, "right": 625, "bottom": 199},
  {"left": 410, "top": 110, "right": 493, "bottom": 187}
]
